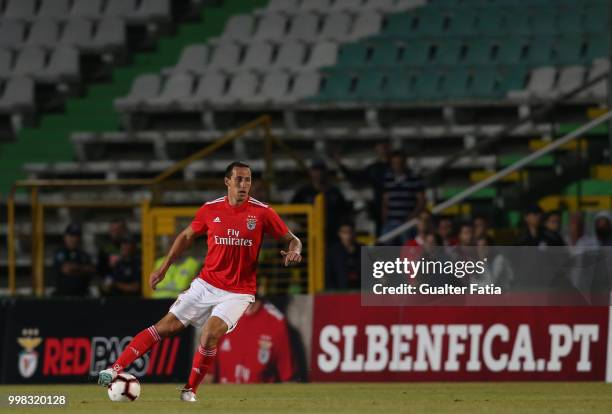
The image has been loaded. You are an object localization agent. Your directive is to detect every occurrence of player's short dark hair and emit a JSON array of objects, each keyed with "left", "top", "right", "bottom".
[{"left": 225, "top": 161, "right": 251, "bottom": 178}]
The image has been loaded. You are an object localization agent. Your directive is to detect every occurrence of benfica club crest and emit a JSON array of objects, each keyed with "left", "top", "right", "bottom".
[
  {"left": 17, "top": 328, "right": 42, "bottom": 378},
  {"left": 257, "top": 335, "right": 272, "bottom": 364},
  {"left": 246, "top": 215, "right": 257, "bottom": 231}
]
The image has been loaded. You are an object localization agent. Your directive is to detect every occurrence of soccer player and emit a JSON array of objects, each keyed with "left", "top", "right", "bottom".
[{"left": 97, "top": 161, "right": 302, "bottom": 402}]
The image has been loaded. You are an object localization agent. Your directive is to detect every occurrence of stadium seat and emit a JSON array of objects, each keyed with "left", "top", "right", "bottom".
[
  {"left": 299, "top": 0, "right": 332, "bottom": 13},
  {"left": 70, "top": 0, "right": 103, "bottom": 19},
  {"left": 0, "top": 49, "right": 12, "bottom": 79},
  {"left": 370, "top": 42, "right": 400, "bottom": 66},
  {"left": 395, "top": 0, "right": 427, "bottom": 11},
  {"left": 12, "top": 47, "right": 46, "bottom": 77},
  {"left": 34, "top": 47, "right": 80, "bottom": 83},
  {"left": 287, "top": 71, "right": 322, "bottom": 102},
  {"left": 362, "top": 0, "right": 396, "bottom": 12},
  {"left": 338, "top": 43, "right": 369, "bottom": 67},
  {"left": 504, "top": 11, "right": 531, "bottom": 36},
  {"left": 332, "top": 0, "right": 364, "bottom": 12},
  {"left": 91, "top": 18, "right": 126, "bottom": 52},
  {"left": 399, "top": 41, "right": 431, "bottom": 66},
  {"left": 469, "top": 67, "right": 500, "bottom": 98},
  {"left": 162, "top": 45, "right": 209, "bottom": 76},
  {"left": 354, "top": 70, "right": 388, "bottom": 101},
  {"left": 476, "top": 9, "right": 506, "bottom": 36},
  {"left": 497, "top": 66, "right": 527, "bottom": 93},
  {"left": 59, "top": 19, "right": 94, "bottom": 50},
  {"left": 443, "top": 67, "right": 471, "bottom": 99},
  {"left": 531, "top": 12, "right": 556, "bottom": 36},
  {"left": 286, "top": 13, "right": 320, "bottom": 43},
  {"left": 127, "top": 0, "right": 171, "bottom": 25},
  {"left": 218, "top": 14, "right": 255, "bottom": 44},
  {"left": 584, "top": 4, "right": 607, "bottom": 34},
  {"left": 0, "top": 21, "right": 26, "bottom": 49},
  {"left": 304, "top": 42, "right": 338, "bottom": 69},
  {"left": 508, "top": 66, "right": 556, "bottom": 101},
  {"left": 447, "top": 9, "right": 478, "bottom": 36},
  {"left": 348, "top": 12, "right": 383, "bottom": 40},
  {"left": 434, "top": 39, "right": 464, "bottom": 65},
  {"left": 253, "top": 14, "right": 287, "bottom": 41},
  {"left": 384, "top": 13, "right": 414, "bottom": 38},
  {"left": 241, "top": 42, "right": 274, "bottom": 71},
  {"left": 244, "top": 71, "right": 290, "bottom": 105},
  {"left": 318, "top": 70, "right": 355, "bottom": 102},
  {"left": 3, "top": 0, "right": 37, "bottom": 20},
  {"left": 207, "top": 43, "right": 241, "bottom": 71},
  {"left": 145, "top": 73, "right": 195, "bottom": 110},
  {"left": 104, "top": 0, "right": 138, "bottom": 18},
  {"left": 554, "top": 36, "right": 586, "bottom": 65},
  {"left": 319, "top": 12, "right": 352, "bottom": 42},
  {"left": 555, "top": 65, "right": 586, "bottom": 96},
  {"left": 386, "top": 68, "right": 416, "bottom": 101},
  {"left": 0, "top": 76, "right": 34, "bottom": 113},
  {"left": 37, "top": 0, "right": 70, "bottom": 20},
  {"left": 264, "top": 0, "right": 299, "bottom": 14},
  {"left": 211, "top": 71, "right": 258, "bottom": 105},
  {"left": 496, "top": 37, "right": 528, "bottom": 65},
  {"left": 580, "top": 58, "right": 609, "bottom": 100},
  {"left": 525, "top": 36, "right": 554, "bottom": 65},
  {"left": 181, "top": 71, "right": 228, "bottom": 109},
  {"left": 114, "top": 74, "right": 161, "bottom": 111},
  {"left": 585, "top": 35, "right": 609, "bottom": 61},
  {"left": 26, "top": 20, "right": 60, "bottom": 49},
  {"left": 272, "top": 41, "right": 306, "bottom": 70},
  {"left": 556, "top": 10, "right": 583, "bottom": 35}
]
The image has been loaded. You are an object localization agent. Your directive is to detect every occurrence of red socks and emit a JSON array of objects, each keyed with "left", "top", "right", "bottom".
[
  {"left": 186, "top": 345, "right": 217, "bottom": 393},
  {"left": 113, "top": 325, "right": 161, "bottom": 372}
]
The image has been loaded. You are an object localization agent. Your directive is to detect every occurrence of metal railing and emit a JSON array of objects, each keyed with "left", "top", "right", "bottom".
[
  {"left": 6, "top": 115, "right": 317, "bottom": 296},
  {"left": 378, "top": 72, "right": 611, "bottom": 244}
]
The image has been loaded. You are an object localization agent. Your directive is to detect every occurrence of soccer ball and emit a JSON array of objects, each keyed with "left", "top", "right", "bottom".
[{"left": 107, "top": 373, "right": 141, "bottom": 402}]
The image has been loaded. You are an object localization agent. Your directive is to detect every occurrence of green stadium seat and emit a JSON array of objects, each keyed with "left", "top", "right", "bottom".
[
  {"left": 369, "top": 42, "right": 399, "bottom": 66},
  {"left": 338, "top": 43, "right": 369, "bottom": 67},
  {"left": 496, "top": 37, "right": 528, "bottom": 65},
  {"left": 399, "top": 40, "right": 431, "bottom": 66},
  {"left": 386, "top": 68, "right": 417, "bottom": 102},
  {"left": 355, "top": 70, "right": 388, "bottom": 101},
  {"left": 497, "top": 66, "right": 527, "bottom": 91},
  {"left": 469, "top": 67, "right": 499, "bottom": 98},
  {"left": 464, "top": 39, "right": 493, "bottom": 65},
  {"left": 586, "top": 35, "right": 610, "bottom": 61},
  {"left": 556, "top": 10, "right": 584, "bottom": 35},
  {"left": 499, "top": 153, "right": 554, "bottom": 168},
  {"left": 565, "top": 180, "right": 612, "bottom": 196},
  {"left": 504, "top": 10, "right": 531, "bottom": 36},
  {"left": 447, "top": 9, "right": 478, "bottom": 36},
  {"left": 525, "top": 36, "right": 554, "bottom": 65},
  {"left": 554, "top": 36, "right": 586, "bottom": 65},
  {"left": 584, "top": 4, "right": 608, "bottom": 34},
  {"left": 433, "top": 39, "right": 465, "bottom": 65},
  {"left": 318, "top": 70, "right": 355, "bottom": 102},
  {"left": 442, "top": 67, "right": 471, "bottom": 99},
  {"left": 476, "top": 9, "right": 506, "bottom": 36},
  {"left": 384, "top": 13, "right": 414, "bottom": 38},
  {"left": 530, "top": 12, "right": 556, "bottom": 36},
  {"left": 413, "top": 70, "right": 444, "bottom": 101}
]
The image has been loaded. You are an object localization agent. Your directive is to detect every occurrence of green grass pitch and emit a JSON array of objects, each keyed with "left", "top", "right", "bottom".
[{"left": 1, "top": 382, "right": 612, "bottom": 413}]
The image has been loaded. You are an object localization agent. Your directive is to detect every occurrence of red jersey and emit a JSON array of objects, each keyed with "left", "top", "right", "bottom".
[
  {"left": 190, "top": 196, "right": 289, "bottom": 295},
  {"left": 213, "top": 303, "right": 294, "bottom": 383}
]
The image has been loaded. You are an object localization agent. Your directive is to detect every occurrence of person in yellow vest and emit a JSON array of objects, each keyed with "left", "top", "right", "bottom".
[{"left": 151, "top": 255, "right": 200, "bottom": 298}]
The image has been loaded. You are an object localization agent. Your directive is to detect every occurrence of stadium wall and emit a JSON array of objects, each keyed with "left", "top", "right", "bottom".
[{"left": 0, "top": 295, "right": 611, "bottom": 383}]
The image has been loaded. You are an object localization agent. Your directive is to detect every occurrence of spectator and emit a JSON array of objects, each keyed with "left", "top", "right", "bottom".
[
  {"left": 541, "top": 211, "right": 566, "bottom": 246},
  {"left": 473, "top": 215, "right": 490, "bottom": 240},
  {"left": 211, "top": 299, "right": 294, "bottom": 383},
  {"left": 325, "top": 221, "right": 362, "bottom": 290},
  {"left": 333, "top": 141, "right": 390, "bottom": 235},
  {"left": 404, "top": 210, "right": 433, "bottom": 247},
  {"left": 291, "top": 159, "right": 348, "bottom": 242},
  {"left": 381, "top": 151, "right": 426, "bottom": 243},
  {"left": 97, "top": 218, "right": 129, "bottom": 278},
  {"left": 102, "top": 235, "right": 141, "bottom": 296},
  {"left": 453, "top": 221, "right": 476, "bottom": 260},
  {"left": 567, "top": 212, "right": 585, "bottom": 246},
  {"left": 151, "top": 254, "right": 200, "bottom": 298},
  {"left": 53, "top": 223, "right": 95, "bottom": 297},
  {"left": 516, "top": 205, "right": 543, "bottom": 246},
  {"left": 576, "top": 210, "right": 612, "bottom": 247},
  {"left": 436, "top": 215, "right": 457, "bottom": 247},
  {"left": 476, "top": 235, "right": 515, "bottom": 290}
]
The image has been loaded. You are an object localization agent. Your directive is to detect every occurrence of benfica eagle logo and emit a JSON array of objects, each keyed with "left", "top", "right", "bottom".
[{"left": 246, "top": 215, "right": 257, "bottom": 231}]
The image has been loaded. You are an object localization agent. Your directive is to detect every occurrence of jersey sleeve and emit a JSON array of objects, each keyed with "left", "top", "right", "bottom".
[
  {"left": 264, "top": 208, "right": 289, "bottom": 240},
  {"left": 190, "top": 205, "right": 208, "bottom": 235}
]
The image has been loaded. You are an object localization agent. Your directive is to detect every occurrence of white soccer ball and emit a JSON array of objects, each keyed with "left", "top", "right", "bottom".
[{"left": 107, "top": 373, "right": 141, "bottom": 402}]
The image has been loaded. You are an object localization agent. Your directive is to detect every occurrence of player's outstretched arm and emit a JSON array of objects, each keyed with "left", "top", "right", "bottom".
[
  {"left": 150, "top": 225, "right": 198, "bottom": 289},
  {"left": 280, "top": 231, "right": 302, "bottom": 267}
]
